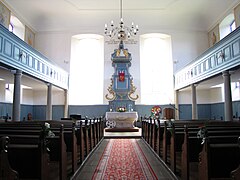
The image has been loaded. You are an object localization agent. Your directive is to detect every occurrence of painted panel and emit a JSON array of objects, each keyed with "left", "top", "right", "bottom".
[
  {"left": 0, "top": 36, "right": 2, "bottom": 52},
  {"left": 216, "top": 51, "right": 223, "bottom": 65},
  {"left": 210, "top": 55, "right": 215, "bottom": 68},
  {"left": 3, "top": 39, "right": 12, "bottom": 57},
  {"left": 223, "top": 46, "right": 231, "bottom": 61},
  {"left": 115, "top": 77, "right": 128, "bottom": 89},
  {"left": 13, "top": 46, "right": 20, "bottom": 61},
  {"left": 232, "top": 40, "right": 240, "bottom": 57},
  {"left": 21, "top": 51, "right": 27, "bottom": 64},
  {"left": 28, "top": 55, "right": 33, "bottom": 67}
]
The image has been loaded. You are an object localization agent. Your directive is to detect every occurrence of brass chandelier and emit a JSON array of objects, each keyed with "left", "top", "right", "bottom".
[{"left": 104, "top": 0, "right": 139, "bottom": 41}]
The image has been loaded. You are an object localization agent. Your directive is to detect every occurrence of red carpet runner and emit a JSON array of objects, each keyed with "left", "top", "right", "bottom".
[{"left": 92, "top": 139, "right": 157, "bottom": 179}]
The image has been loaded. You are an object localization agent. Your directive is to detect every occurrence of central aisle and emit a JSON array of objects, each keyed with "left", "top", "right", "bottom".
[{"left": 71, "top": 138, "right": 177, "bottom": 180}]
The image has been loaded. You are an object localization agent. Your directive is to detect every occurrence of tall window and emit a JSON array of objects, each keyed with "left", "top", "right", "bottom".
[
  {"left": 140, "top": 33, "right": 173, "bottom": 104},
  {"left": 219, "top": 13, "right": 236, "bottom": 39},
  {"left": 9, "top": 14, "right": 25, "bottom": 40},
  {"left": 69, "top": 34, "right": 104, "bottom": 105}
]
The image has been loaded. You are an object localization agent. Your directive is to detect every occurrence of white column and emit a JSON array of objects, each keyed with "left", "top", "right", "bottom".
[
  {"left": 191, "top": 84, "right": 198, "bottom": 119},
  {"left": 46, "top": 83, "right": 52, "bottom": 120},
  {"left": 174, "top": 90, "right": 179, "bottom": 120},
  {"left": 222, "top": 71, "right": 233, "bottom": 121},
  {"left": 12, "top": 70, "right": 22, "bottom": 121},
  {"left": 64, "top": 89, "right": 69, "bottom": 118}
]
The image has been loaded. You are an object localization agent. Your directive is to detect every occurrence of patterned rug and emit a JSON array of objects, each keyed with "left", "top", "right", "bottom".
[{"left": 92, "top": 139, "right": 157, "bottom": 179}]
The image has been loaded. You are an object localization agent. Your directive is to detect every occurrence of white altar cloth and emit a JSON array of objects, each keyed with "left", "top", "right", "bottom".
[{"left": 105, "top": 112, "right": 138, "bottom": 128}]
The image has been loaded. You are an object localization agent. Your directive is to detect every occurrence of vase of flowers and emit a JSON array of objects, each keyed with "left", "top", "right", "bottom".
[{"left": 117, "top": 107, "right": 126, "bottom": 112}]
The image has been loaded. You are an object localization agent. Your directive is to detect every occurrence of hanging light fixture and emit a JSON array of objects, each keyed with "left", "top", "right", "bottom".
[{"left": 104, "top": 0, "right": 139, "bottom": 41}]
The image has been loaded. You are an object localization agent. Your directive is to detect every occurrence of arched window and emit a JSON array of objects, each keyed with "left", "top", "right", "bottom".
[
  {"left": 140, "top": 33, "right": 174, "bottom": 104},
  {"left": 69, "top": 34, "right": 104, "bottom": 105}
]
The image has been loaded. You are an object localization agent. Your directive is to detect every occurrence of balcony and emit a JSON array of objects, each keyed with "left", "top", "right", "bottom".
[
  {"left": 0, "top": 24, "right": 69, "bottom": 90},
  {"left": 174, "top": 27, "right": 240, "bottom": 90}
]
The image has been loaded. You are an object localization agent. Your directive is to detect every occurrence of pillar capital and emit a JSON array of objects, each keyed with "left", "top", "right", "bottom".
[{"left": 222, "top": 71, "right": 231, "bottom": 76}]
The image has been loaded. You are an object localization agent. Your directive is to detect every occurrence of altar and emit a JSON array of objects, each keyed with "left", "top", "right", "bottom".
[{"left": 105, "top": 112, "right": 138, "bottom": 128}]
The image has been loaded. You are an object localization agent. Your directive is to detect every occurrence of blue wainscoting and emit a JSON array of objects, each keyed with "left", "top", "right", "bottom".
[
  {"left": 0, "top": 102, "right": 13, "bottom": 120},
  {"left": 21, "top": 104, "right": 33, "bottom": 120},
  {"left": 0, "top": 101, "right": 239, "bottom": 121},
  {"left": 179, "top": 104, "right": 212, "bottom": 120},
  {"left": 210, "top": 103, "right": 224, "bottom": 120},
  {"left": 69, "top": 105, "right": 109, "bottom": 119}
]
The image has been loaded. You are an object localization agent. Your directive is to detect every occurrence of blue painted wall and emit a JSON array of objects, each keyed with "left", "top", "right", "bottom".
[
  {"left": 1, "top": 101, "right": 240, "bottom": 121},
  {"left": 69, "top": 105, "right": 109, "bottom": 119}
]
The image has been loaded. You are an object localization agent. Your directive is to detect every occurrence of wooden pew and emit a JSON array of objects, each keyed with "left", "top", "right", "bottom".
[
  {"left": 164, "top": 120, "right": 223, "bottom": 173},
  {"left": 75, "top": 121, "right": 85, "bottom": 164},
  {"left": 0, "top": 131, "right": 50, "bottom": 180},
  {"left": 181, "top": 125, "right": 203, "bottom": 180},
  {"left": 155, "top": 119, "right": 165, "bottom": 158},
  {"left": 46, "top": 120, "right": 78, "bottom": 175},
  {"left": 182, "top": 122, "right": 240, "bottom": 180},
  {"left": 199, "top": 135, "right": 240, "bottom": 180},
  {"left": 0, "top": 136, "right": 19, "bottom": 180},
  {"left": 0, "top": 122, "right": 67, "bottom": 180},
  {"left": 46, "top": 124, "right": 67, "bottom": 180},
  {"left": 1, "top": 120, "right": 77, "bottom": 176},
  {"left": 162, "top": 120, "right": 172, "bottom": 164}
]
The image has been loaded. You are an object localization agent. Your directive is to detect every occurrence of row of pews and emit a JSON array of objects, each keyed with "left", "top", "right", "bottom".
[
  {"left": 0, "top": 117, "right": 104, "bottom": 180},
  {"left": 142, "top": 118, "right": 240, "bottom": 180}
]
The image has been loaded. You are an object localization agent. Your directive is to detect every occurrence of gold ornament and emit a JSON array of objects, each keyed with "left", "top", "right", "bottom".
[
  {"left": 128, "top": 79, "right": 139, "bottom": 101},
  {"left": 105, "top": 78, "right": 116, "bottom": 101}
]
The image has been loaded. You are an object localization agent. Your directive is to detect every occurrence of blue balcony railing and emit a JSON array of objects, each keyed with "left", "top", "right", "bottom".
[
  {"left": 0, "top": 24, "right": 69, "bottom": 90},
  {"left": 174, "top": 26, "right": 240, "bottom": 90}
]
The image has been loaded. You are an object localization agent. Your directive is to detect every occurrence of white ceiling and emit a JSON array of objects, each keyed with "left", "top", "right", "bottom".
[
  {"left": 1, "top": 0, "right": 240, "bottom": 91},
  {"left": 5, "top": 0, "right": 240, "bottom": 32}
]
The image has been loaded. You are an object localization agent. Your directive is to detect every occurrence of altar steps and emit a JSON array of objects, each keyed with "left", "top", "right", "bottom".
[
  {"left": 105, "top": 127, "right": 139, "bottom": 132},
  {"left": 104, "top": 127, "right": 142, "bottom": 138}
]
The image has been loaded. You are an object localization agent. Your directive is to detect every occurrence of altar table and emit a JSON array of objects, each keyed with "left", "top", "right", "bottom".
[{"left": 105, "top": 112, "right": 138, "bottom": 128}]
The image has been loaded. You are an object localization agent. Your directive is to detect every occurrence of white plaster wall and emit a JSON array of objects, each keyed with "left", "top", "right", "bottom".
[
  {"left": 0, "top": 82, "right": 5, "bottom": 102},
  {"left": 178, "top": 90, "right": 191, "bottom": 104},
  {"left": 210, "top": 87, "right": 223, "bottom": 103},
  {"left": 22, "top": 89, "right": 33, "bottom": 105},
  {"left": 171, "top": 31, "right": 209, "bottom": 72},
  {"left": 178, "top": 87, "right": 223, "bottom": 104},
  {"left": 34, "top": 32, "right": 72, "bottom": 72},
  {"left": 52, "top": 90, "right": 65, "bottom": 105},
  {"left": 33, "top": 90, "right": 46, "bottom": 105},
  {"left": 34, "top": 29, "right": 208, "bottom": 105},
  {"left": 33, "top": 89, "right": 65, "bottom": 105}
]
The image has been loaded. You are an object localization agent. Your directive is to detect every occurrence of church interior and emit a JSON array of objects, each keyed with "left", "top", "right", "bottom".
[{"left": 0, "top": 0, "right": 240, "bottom": 179}]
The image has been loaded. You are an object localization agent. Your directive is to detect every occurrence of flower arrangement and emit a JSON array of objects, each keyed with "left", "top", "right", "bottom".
[
  {"left": 43, "top": 122, "right": 55, "bottom": 138},
  {"left": 197, "top": 126, "right": 207, "bottom": 144},
  {"left": 42, "top": 122, "right": 55, "bottom": 152},
  {"left": 117, "top": 107, "right": 126, "bottom": 112},
  {"left": 151, "top": 106, "right": 161, "bottom": 118}
]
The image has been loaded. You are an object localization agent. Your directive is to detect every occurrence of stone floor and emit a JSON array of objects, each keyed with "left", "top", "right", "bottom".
[{"left": 71, "top": 131, "right": 178, "bottom": 180}]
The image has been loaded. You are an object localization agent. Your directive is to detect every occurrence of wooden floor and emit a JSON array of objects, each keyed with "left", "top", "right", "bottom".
[{"left": 71, "top": 135, "right": 178, "bottom": 180}]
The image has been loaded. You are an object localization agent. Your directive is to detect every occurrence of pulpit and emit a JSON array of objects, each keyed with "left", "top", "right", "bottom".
[
  {"left": 105, "top": 41, "right": 139, "bottom": 132},
  {"left": 105, "top": 112, "right": 138, "bottom": 128}
]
